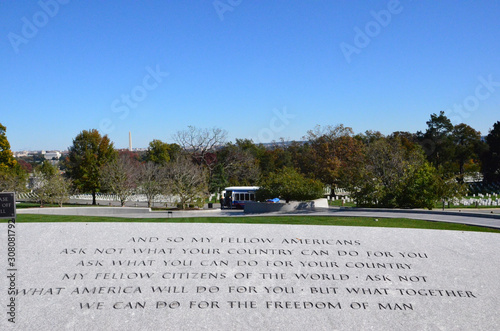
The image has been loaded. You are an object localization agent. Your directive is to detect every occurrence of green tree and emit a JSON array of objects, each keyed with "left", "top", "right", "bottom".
[
  {"left": 257, "top": 167, "right": 324, "bottom": 203},
  {"left": 451, "top": 123, "right": 485, "bottom": 181},
  {"left": 482, "top": 121, "right": 500, "bottom": 183},
  {"left": 396, "top": 162, "right": 441, "bottom": 209},
  {"left": 344, "top": 136, "right": 464, "bottom": 209},
  {"left": 235, "top": 138, "right": 261, "bottom": 155},
  {"left": 255, "top": 146, "right": 293, "bottom": 177},
  {"left": 417, "top": 111, "right": 455, "bottom": 174},
  {"left": 355, "top": 130, "right": 385, "bottom": 145},
  {"left": 0, "top": 165, "right": 27, "bottom": 194},
  {"left": 145, "top": 139, "right": 174, "bottom": 165},
  {"left": 65, "top": 129, "right": 117, "bottom": 205},
  {"left": 208, "top": 162, "right": 229, "bottom": 196},
  {"left": 39, "top": 160, "right": 58, "bottom": 177}
]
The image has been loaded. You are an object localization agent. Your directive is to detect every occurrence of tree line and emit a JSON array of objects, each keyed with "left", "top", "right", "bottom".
[{"left": 1, "top": 113, "right": 499, "bottom": 209}]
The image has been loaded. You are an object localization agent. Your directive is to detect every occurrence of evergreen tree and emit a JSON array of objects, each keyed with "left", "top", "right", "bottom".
[{"left": 482, "top": 121, "right": 500, "bottom": 182}]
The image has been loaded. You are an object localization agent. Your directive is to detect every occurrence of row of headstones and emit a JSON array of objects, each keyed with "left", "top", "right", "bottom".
[
  {"left": 451, "top": 197, "right": 500, "bottom": 206},
  {"left": 327, "top": 196, "right": 352, "bottom": 203},
  {"left": 17, "top": 192, "right": 38, "bottom": 200},
  {"left": 69, "top": 194, "right": 178, "bottom": 203},
  {"left": 70, "top": 194, "right": 118, "bottom": 201},
  {"left": 471, "top": 193, "right": 499, "bottom": 198},
  {"left": 16, "top": 192, "right": 191, "bottom": 205},
  {"left": 70, "top": 193, "right": 220, "bottom": 202}
]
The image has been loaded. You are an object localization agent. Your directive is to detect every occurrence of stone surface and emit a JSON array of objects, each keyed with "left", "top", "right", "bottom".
[{"left": 1, "top": 222, "right": 499, "bottom": 330}]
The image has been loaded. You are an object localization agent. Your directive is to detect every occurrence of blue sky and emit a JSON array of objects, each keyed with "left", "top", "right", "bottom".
[{"left": 1, "top": 0, "right": 499, "bottom": 151}]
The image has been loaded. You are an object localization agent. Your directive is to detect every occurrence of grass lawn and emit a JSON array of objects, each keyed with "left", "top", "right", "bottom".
[
  {"left": 16, "top": 202, "right": 113, "bottom": 208},
  {"left": 8, "top": 214, "right": 500, "bottom": 233},
  {"left": 328, "top": 200, "right": 356, "bottom": 207},
  {"left": 328, "top": 199, "right": 500, "bottom": 210}
]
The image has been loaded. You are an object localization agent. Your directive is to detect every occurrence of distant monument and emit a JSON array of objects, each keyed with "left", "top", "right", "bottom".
[{"left": 128, "top": 131, "right": 132, "bottom": 151}]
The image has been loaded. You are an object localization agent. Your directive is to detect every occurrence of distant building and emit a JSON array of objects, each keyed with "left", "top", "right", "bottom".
[
  {"left": 43, "top": 151, "right": 61, "bottom": 160},
  {"left": 13, "top": 151, "right": 29, "bottom": 157}
]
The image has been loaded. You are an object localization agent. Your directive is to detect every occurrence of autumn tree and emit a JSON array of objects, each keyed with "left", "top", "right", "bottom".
[
  {"left": 65, "top": 129, "right": 117, "bottom": 205},
  {"left": 0, "top": 123, "right": 16, "bottom": 170},
  {"left": 0, "top": 123, "right": 28, "bottom": 193},
  {"left": 388, "top": 131, "right": 420, "bottom": 153},
  {"left": 303, "top": 124, "right": 363, "bottom": 195},
  {"left": 16, "top": 159, "right": 32, "bottom": 173}
]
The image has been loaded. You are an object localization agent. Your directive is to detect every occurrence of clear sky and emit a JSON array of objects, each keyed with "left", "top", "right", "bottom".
[{"left": 1, "top": 0, "right": 499, "bottom": 151}]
